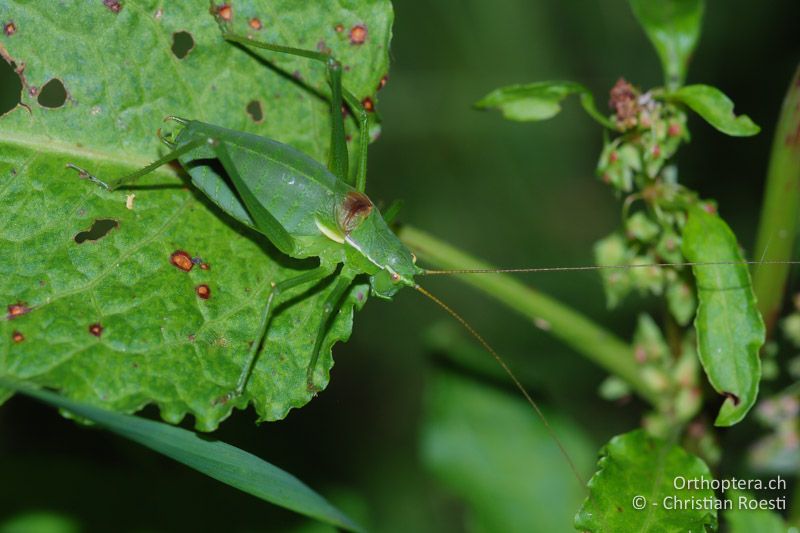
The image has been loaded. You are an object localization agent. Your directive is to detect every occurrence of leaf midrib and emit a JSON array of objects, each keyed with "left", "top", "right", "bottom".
[{"left": 0, "top": 128, "right": 178, "bottom": 178}]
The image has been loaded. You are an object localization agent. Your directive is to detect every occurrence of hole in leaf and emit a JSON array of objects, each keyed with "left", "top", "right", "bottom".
[
  {"left": 246, "top": 99, "right": 264, "bottom": 122},
  {"left": 171, "top": 31, "right": 195, "bottom": 59},
  {"left": 38, "top": 78, "right": 67, "bottom": 108},
  {"left": 74, "top": 219, "right": 119, "bottom": 244},
  {"left": 0, "top": 58, "right": 22, "bottom": 115}
]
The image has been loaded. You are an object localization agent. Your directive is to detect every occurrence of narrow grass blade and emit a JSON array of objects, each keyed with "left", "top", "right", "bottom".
[{"left": 0, "top": 379, "right": 363, "bottom": 533}]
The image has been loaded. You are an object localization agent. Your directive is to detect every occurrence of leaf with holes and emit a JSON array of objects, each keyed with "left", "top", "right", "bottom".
[
  {"left": 0, "top": 1, "right": 392, "bottom": 430},
  {"left": 575, "top": 429, "right": 717, "bottom": 533},
  {"left": 682, "top": 207, "right": 764, "bottom": 426}
]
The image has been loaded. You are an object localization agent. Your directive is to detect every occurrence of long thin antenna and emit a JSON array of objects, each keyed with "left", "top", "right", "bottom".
[
  {"left": 422, "top": 259, "right": 800, "bottom": 276},
  {"left": 413, "top": 283, "right": 586, "bottom": 488}
]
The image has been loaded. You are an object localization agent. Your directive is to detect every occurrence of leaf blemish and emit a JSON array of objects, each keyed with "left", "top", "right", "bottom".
[
  {"left": 7, "top": 302, "right": 31, "bottom": 320},
  {"left": 3, "top": 21, "right": 16, "bottom": 37},
  {"left": 102, "top": 0, "right": 122, "bottom": 13},
  {"left": 103, "top": 0, "right": 122, "bottom": 13},
  {"left": 214, "top": 3, "right": 232, "bottom": 21},
  {"left": 334, "top": 23, "right": 344, "bottom": 33},
  {"left": 377, "top": 75, "right": 388, "bottom": 91},
  {"left": 171, "top": 31, "right": 195, "bottom": 60},
  {"left": 362, "top": 97, "right": 374, "bottom": 112},
  {"left": 245, "top": 99, "right": 263, "bottom": 123},
  {"left": 249, "top": 18, "right": 262, "bottom": 30},
  {"left": 74, "top": 218, "right": 119, "bottom": 244},
  {"left": 37, "top": 78, "right": 67, "bottom": 108},
  {"left": 170, "top": 250, "right": 194, "bottom": 272},
  {"left": 723, "top": 391, "right": 741, "bottom": 406},
  {"left": 12, "top": 331, "right": 24, "bottom": 343},
  {"left": 89, "top": 323, "right": 103, "bottom": 337},
  {"left": 196, "top": 284, "right": 211, "bottom": 300},
  {"left": 349, "top": 24, "right": 367, "bottom": 45}
]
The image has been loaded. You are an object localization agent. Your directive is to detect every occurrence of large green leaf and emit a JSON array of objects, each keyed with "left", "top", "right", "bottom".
[
  {"left": 724, "top": 491, "right": 787, "bottom": 533},
  {"left": 682, "top": 207, "right": 764, "bottom": 426},
  {"left": 575, "top": 429, "right": 717, "bottom": 533},
  {"left": 420, "top": 372, "right": 594, "bottom": 533},
  {"left": 628, "top": 0, "right": 704, "bottom": 89},
  {"left": 474, "top": 81, "right": 615, "bottom": 129},
  {"left": 0, "top": 1, "right": 392, "bottom": 429},
  {"left": 667, "top": 85, "right": 760, "bottom": 136},
  {"left": 1, "top": 379, "right": 362, "bottom": 532}
]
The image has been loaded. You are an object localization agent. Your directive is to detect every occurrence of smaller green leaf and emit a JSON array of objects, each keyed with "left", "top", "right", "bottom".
[
  {"left": 666, "top": 277, "right": 697, "bottom": 327},
  {"left": 0, "top": 379, "right": 362, "bottom": 533},
  {"left": 575, "top": 429, "right": 717, "bottom": 533},
  {"left": 682, "top": 207, "right": 765, "bottom": 426},
  {"left": 475, "top": 81, "right": 615, "bottom": 129},
  {"left": 629, "top": 0, "right": 704, "bottom": 88},
  {"left": 667, "top": 85, "right": 760, "bottom": 136},
  {"left": 0, "top": 511, "right": 79, "bottom": 533},
  {"left": 421, "top": 372, "right": 593, "bottom": 532},
  {"left": 626, "top": 212, "right": 661, "bottom": 243},
  {"left": 725, "top": 491, "right": 787, "bottom": 533}
]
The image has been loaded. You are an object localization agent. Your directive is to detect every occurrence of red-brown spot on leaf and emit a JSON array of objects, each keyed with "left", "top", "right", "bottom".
[
  {"left": 361, "top": 97, "right": 374, "bottom": 112},
  {"left": 668, "top": 122, "right": 682, "bottom": 137},
  {"left": 377, "top": 75, "right": 388, "bottom": 91},
  {"left": 216, "top": 3, "right": 232, "bottom": 21},
  {"left": 723, "top": 391, "right": 741, "bottom": 406},
  {"left": 103, "top": 0, "right": 122, "bottom": 13},
  {"left": 12, "top": 331, "right": 24, "bottom": 343},
  {"left": 7, "top": 302, "right": 30, "bottom": 320},
  {"left": 334, "top": 23, "right": 344, "bottom": 33},
  {"left": 200, "top": 263, "right": 210, "bottom": 270},
  {"left": 89, "top": 323, "right": 103, "bottom": 337},
  {"left": 170, "top": 250, "right": 194, "bottom": 272},
  {"left": 349, "top": 24, "right": 367, "bottom": 45},
  {"left": 249, "top": 17, "right": 262, "bottom": 30},
  {"left": 196, "top": 284, "right": 211, "bottom": 299},
  {"left": 701, "top": 202, "right": 717, "bottom": 215},
  {"left": 3, "top": 21, "right": 16, "bottom": 36}
]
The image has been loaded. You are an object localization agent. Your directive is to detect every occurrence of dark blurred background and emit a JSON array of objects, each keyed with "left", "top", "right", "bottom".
[{"left": 1, "top": 1, "right": 798, "bottom": 531}]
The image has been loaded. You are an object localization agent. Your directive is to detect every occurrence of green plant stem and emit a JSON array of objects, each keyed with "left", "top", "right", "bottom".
[
  {"left": 399, "top": 225, "right": 660, "bottom": 407},
  {"left": 752, "top": 64, "right": 800, "bottom": 336}
]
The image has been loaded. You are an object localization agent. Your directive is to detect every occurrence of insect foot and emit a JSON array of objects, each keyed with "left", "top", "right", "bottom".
[
  {"left": 306, "top": 379, "right": 322, "bottom": 395},
  {"left": 212, "top": 389, "right": 239, "bottom": 406}
]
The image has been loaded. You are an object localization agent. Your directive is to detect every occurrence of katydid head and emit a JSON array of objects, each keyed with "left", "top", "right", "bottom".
[
  {"left": 327, "top": 191, "right": 420, "bottom": 299},
  {"left": 349, "top": 212, "right": 420, "bottom": 299}
]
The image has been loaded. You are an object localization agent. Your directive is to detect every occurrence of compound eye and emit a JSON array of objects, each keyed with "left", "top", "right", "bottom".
[{"left": 391, "top": 272, "right": 400, "bottom": 282}]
